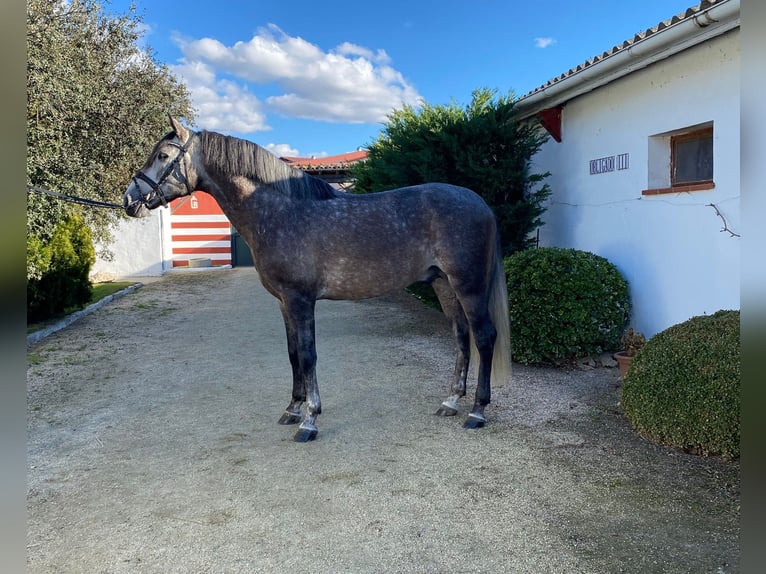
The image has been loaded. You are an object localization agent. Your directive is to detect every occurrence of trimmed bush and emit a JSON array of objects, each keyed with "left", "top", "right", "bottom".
[
  {"left": 621, "top": 310, "right": 740, "bottom": 459},
  {"left": 27, "top": 215, "right": 95, "bottom": 322},
  {"left": 505, "top": 247, "right": 630, "bottom": 364}
]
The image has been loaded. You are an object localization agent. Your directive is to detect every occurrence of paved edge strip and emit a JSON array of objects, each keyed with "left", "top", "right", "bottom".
[{"left": 27, "top": 283, "right": 144, "bottom": 347}]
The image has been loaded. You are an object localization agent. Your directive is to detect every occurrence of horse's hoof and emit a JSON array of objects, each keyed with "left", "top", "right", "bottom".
[
  {"left": 435, "top": 405, "right": 459, "bottom": 417},
  {"left": 463, "top": 414, "right": 487, "bottom": 429},
  {"left": 278, "top": 411, "right": 302, "bottom": 425},
  {"left": 293, "top": 427, "right": 318, "bottom": 442}
]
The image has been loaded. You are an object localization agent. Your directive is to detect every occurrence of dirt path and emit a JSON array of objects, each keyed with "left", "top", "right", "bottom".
[{"left": 27, "top": 268, "right": 739, "bottom": 573}]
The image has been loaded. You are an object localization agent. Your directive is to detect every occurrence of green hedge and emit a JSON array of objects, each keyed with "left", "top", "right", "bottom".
[
  {"left": 621, "top": 310, "right": 740, "bottom": 460},
  {"left": 27, "top": 215, "right": 95, "bottom": 322},
  {"left": 505, "top": 247, "right": 630, "bottom": 364}
]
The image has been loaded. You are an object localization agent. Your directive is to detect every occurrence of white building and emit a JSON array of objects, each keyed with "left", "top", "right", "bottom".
[
  {"left": 90, "top": 210, "right": 166, "bottom": 280},
  {"left": 514, "top": 0, "right": 740, "bottom": 337}
]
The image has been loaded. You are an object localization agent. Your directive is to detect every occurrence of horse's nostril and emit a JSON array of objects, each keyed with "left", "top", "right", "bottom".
[{"left": 124, "top": 195, "right": 144, "bottom": 218}]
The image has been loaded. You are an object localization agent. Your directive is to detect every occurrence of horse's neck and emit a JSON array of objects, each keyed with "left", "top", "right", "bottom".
[
  {"left": 201, "top": 174, "right": 262, "bottom": 221},
  {"left": 198, "top": 173, "right": 301, "bottom": 251},
  {"left": 192, "top": 137, "right": 336, "bottom": 250},
  {"left": 202, "top": 171, "right": 296, "bottom": 208}
]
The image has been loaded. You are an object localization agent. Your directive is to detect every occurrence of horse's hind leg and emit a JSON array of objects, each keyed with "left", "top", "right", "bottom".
[
  {"left": 460, "top": 296, "right": 497, "bottom": 429},
  {"left": 432, "top": 278, "right": 470, "bottom": 417}
]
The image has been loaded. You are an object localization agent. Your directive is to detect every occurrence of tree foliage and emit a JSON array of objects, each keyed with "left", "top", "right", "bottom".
[
  {"left": 352, "top": 88, "right": 551, "bottom": 254},
  {"left": 26, "top": 0, "right": 195, "bottom": 279}
]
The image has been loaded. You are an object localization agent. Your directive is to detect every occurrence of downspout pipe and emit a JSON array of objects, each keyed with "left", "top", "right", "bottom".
[{"left": 515, "top": 0, "right": 740, "bottom": 119}]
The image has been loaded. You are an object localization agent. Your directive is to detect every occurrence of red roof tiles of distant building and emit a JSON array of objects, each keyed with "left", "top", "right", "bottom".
[{"left": 280, "top": 150, "right": 368, "bottom": 170}]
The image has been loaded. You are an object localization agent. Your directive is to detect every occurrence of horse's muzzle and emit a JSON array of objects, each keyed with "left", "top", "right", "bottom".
[{"left": 123, "top": 187, "right": 151, "bottom": 218}]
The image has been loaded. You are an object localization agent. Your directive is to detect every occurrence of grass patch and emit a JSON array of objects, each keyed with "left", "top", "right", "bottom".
[
  {"left": 27, "top": 281, "right": 137, "bottom": 334},
  {"left": 90, "top": 281, "right": 135, "bottom": 302}
]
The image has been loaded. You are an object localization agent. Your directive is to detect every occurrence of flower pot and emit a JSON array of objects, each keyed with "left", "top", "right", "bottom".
[{"left": 613, "top": 351, "right": 634, "bottom": 378}]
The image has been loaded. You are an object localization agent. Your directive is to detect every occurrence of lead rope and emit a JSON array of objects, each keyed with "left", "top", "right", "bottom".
[{"left": 27, "top": 185, "right": 123, "bottom": 210}]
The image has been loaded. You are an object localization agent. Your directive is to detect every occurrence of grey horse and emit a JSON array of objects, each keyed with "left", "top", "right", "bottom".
[{"left": 123, "top": 115, "right": 511, "bottom": 442}]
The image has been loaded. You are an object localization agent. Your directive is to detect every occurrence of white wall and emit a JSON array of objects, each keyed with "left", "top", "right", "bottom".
[
  {"left": 531, "top": 29, "right": 740, "bottom": 337},
  {"left": 91, "top": 209, "right": 168, "bottom": 280}
]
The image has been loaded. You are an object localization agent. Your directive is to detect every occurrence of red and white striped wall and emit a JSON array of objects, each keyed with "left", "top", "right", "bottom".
[{"left": 169, "top": 192, "right": 232, "bottom": 267}]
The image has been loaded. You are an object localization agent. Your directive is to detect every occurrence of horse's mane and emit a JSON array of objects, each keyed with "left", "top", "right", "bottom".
[{"left": 198, "top": 130, "right": 337, "bottom": 200}]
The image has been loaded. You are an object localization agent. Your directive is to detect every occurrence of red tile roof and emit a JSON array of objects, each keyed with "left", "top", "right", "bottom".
[{"left": 280, "top": 150, "right": 368, "bottom": 170}]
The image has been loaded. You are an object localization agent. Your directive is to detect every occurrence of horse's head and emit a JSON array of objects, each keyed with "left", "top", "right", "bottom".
[{"left": 123, "top": 115, "right": 196, "bottom": 218}]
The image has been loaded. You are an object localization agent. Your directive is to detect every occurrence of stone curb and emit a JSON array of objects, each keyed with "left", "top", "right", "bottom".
[{"left": 26, "top": 283, "right": 143, "bottom": 347}]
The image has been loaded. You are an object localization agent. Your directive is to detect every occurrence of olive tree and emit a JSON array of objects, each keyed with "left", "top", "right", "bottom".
[{"left": 27, "top": 0, "right": 195, "bottom": 280}]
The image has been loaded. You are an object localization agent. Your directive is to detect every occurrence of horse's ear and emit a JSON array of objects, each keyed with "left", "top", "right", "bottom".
[{"left": 168, "top": 114, "right": 189, "bottom": 141}]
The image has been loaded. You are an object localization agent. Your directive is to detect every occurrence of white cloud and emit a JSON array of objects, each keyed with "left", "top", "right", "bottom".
[
  {"left": 264, "top": 143, "right": 300, "bottom": 157},
  {"left": 534, "top": 37, "right": 557, "bottom": 48},
  {"left": 171, "top": 59, "right": 271, "bottom": 134},
  {"left": 335, "top": 42, "right": 391, "bottom": 65},
  {"left": 171, "top": 24, "right": 421, "bottom": 129}
]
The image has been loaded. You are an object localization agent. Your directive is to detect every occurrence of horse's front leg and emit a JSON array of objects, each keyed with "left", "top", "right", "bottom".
[
  {"left": 277, "top": 303, "right": 305, "bottom": 425},
  {"left": 281, "top": 293, "right": 321, "bottom": 442}
]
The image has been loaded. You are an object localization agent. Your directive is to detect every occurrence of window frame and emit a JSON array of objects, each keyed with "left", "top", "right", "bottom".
[
  {"left": 670, "top": 127, "right": 714, "bottom": 187},
  {"left": 643, "top": 123, "right": 715, "bottom": 196}
]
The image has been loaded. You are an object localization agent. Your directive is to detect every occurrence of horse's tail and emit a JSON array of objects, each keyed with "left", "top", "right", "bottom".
[
  {"left": 488, "top": 237, "right": 511, "bottom": 388},
  {"left": 468, "top": 234, "right": 512, "bottom": 388}
]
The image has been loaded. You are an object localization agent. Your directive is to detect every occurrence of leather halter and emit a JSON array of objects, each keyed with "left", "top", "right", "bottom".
[{"left": 131, "top": 133, "right": 194, "bottom": 207}]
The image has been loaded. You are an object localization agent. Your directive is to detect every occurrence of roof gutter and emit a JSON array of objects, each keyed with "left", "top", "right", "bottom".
[{"left": 515, "top": 0, "right": 740, "bottom": 119}]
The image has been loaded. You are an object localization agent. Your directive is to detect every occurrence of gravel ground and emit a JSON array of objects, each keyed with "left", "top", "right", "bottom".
[{"left": 27, "top": 268, "right": 740, "bottom": 573}]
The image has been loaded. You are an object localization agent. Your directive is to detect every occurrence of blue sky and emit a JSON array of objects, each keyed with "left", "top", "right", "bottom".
[{"left": 108, "top": 0, "right": 698, "bottom": 158}]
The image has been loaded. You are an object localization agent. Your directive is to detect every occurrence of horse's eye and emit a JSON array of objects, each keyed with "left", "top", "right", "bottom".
[{"left": 158, "top": 152, "right": 169, "bottom": 161}]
